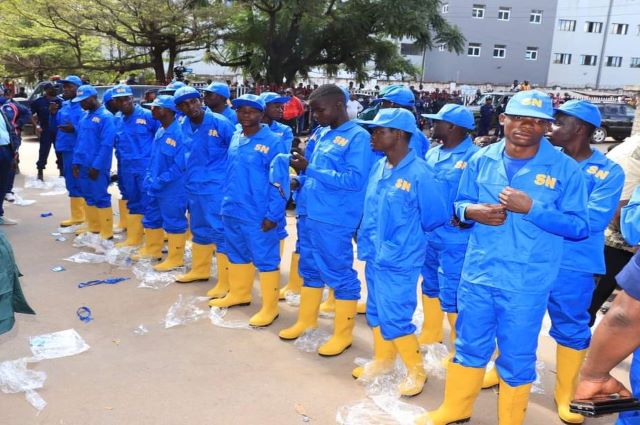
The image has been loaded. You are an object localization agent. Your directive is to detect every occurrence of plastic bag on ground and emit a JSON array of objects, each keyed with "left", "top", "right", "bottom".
[
  {"left": 29, "top": 329, "right": 90, "bottom": 360},
  {"left": 421, "top": 343, "right": 449, "bottom": 380},
  {"left": 57, "top": 225, "right": 81, "bottom": 234},
  {"left": 485, "top": 359, "right": 546, "bottom": 394},
  {"left": 133, "top": 325, "right": 149, "bottom": 335},
  {"left": 336, "top": 394, "right": 426, "bottom": 425},
  {"left": 134, "top": 260, "right": 184, "bottom": 290},
  {"left": 293, "top": 328, "right": 331, "bottom": 353},
  {"left": 163, "top": 294, "right": 209, "bottom": 328},
  {"left": 0, "top": 357, "right": 47, "bottom": 412},
  {"left": 209, "top": 307, "right": 253, "bottom": 330},
  {"left": 65, "top": 252, "right": 108, "bottom": 264},
  {"left": 24, "top": 175, "right": 66, "bottom": 191},
  {"left": 72, "top": 233, "right": 114, "bottom": 253},
  {"left": 284, "top": 291, "right": 300, "bottom": 307},
  {"left": 11, "top": 192, "right": 36, "bottom": 206}
]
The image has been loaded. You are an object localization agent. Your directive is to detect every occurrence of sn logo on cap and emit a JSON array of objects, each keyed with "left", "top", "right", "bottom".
[{"left": 520, "top": 98, "right": 543, "bottom": 108}]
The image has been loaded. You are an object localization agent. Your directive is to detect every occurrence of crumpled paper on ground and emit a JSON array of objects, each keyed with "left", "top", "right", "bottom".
[
  {"left": 209, "top": 307, "right": 253, "bottom": 330},
  {"left": 163, "top": 294, "right": 209, "bottom": 328},
  {"left": 0, "top": 357, "right": 47, "bottom": 412},
  {"left": 293, "top": 328, "right": 331, "bottom": 353}
]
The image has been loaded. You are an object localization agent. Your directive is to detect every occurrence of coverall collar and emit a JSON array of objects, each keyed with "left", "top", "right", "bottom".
[
  {"left": 435, "top": 135, "right": 473, "bottom": 163},
  {"left": 238, "top": 123, "right": 270, "bottom": 146},
  {"left": 487, "top": 137, "right": 557, "bottom": 181},
  {"left": 380, "top": 149, "right": 418, "bottom": 180}
]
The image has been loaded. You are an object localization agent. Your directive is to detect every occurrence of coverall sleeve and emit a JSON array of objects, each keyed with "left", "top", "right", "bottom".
[
  {"left": 155, "top": 141, "right": 186, "bottom": 188},
  {"left": 304, "top": 133, "right": 373, "bottom": 192},
  {"left": 282, "top": 125, "right": 294, "bottom": 152},
  {"left": 92, "top": 115, "right": 115, "bottom": 170},
  {"left": 523, "top": 168, "right": 590, "bottom": 240},
  {"left": 418, "top": 174, "right": 449, "bottom": 232},
  {"left": 265, "top": 144, "right": 289, "bottom": 223},
  {"left": 621, "top": 187, "right": 640, "bottom": 245},
  {"left": 587, "top": 165, "right": 625, "bottom": 233},
  {"left": 454, "top": 157, "right": 480, "bottom": 223}
]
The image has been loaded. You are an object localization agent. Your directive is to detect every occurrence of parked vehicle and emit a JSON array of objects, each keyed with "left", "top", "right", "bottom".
[{"left": 592, "top": 103, "right": 635, "bottom": 143}]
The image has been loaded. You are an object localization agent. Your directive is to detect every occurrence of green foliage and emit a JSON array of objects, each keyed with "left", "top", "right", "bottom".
[{"left": 206, "top": 0, "right": 464, "bottom": 84}]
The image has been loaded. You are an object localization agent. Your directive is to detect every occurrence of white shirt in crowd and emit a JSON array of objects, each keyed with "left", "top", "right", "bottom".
[{"left": 346, "top": 99, "right": 363, "bottom": 120}]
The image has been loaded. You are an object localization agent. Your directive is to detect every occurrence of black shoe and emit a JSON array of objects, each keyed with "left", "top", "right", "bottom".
[{"left": 37, "top": 169, "right": 44, "bottom": 181}]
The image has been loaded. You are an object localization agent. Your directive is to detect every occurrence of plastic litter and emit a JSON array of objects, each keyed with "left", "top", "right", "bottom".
[
  {"left": 78, "top": 277, "right": 129, "bottom": 288},
  {"left": 64, "top": 248, "right": 133, "bottom": 268},
  {"left": 72, "top": 232, "right": 114, "bottom": 253},
  {"left": 77, "top": 307, "right": 93, "bottom": 323},
  {"left": 24, "top": 175, "right": 67, "bottom": 192},
  {"left": 0, "top": 357, "right": 47, "bottom": 412},
  {"left": 421, "top": 343, "right": 449, "bottom": 380},
  {"left": 55, "top": 236, "right": 67, "bottom": 242},
  {"left": 284, "top": 291, "right": 301, "bottom": 307},
  {"left": 209, "top": 307, "right": 253, "bottom": 330},
  {"left": 133, "top": 260, "right": 184, "bottom": 290},
  {"left": 40, "top": 212, "right": 53, "bottom": 218},
  {"left": 293, "top": 328, "right": 331, "bottom": 353},
  {"left": 163, "top": 294, "right": 209, "bottom": 328},
  {"left": 486, "top": 359, "right": 546, "bottom": 395},
  {"left": 336, "top": 394, "right": 426, "bottom": 425},
  {"left": 29, "top": 329, "right": 90, "bottom": 360},
  {"left": 51, "top": 266, "right": 65, "bottom": 272},
  {"left": 51, "top": 232, "right": 61, "bottom": 236},
  {"left": 133, "top": 325, "right": 148, "bottom": 335},
  {"left": 57, "top": 225, "right": 80, "bottom": 234},
  {"left": 11, "top": 192, "right": 36, "bottom": 206}
]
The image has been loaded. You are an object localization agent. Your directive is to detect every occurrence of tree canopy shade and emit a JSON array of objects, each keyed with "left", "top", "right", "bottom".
[{"left": 205, "top": 0, "right": 465, "bottom": 84}]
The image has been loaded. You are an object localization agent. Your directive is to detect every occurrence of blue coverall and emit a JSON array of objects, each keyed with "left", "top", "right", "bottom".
[
  {"left": 181, "top": 110, "right": 234, "bottom": 248},
  {"left": 72, "top": 105, "right": 115, "bottom": 208},
  {"left": 268, "top": 119, "right": 294, "bottom": 241},
  {"left": 114, "top": 105, "right": 159, "bottom": 214},
  {"left": 358, "top": 150, "right": 448, "bottom": 339},
  {"left": 221, "top": 105, "right": 238, "bottom": 125},
  {"left": 143, "top": 119, "right": 187, "bottom": 234},
  {"left": 297, "top": 120, "right": 374, "bottom": 300},
  {"left": 454, "top": 138, "right": 589, "bottom": 386},
  {"left": 548, "top": 149, "right": 624, "bottom": 350},
  {"left": 53, "top": 99, "right": 85, "bottom": 197},
  {"left": 220, "top": 124, "right": 288, "bottom": 271},
  {"left": 291, "top": 132, "right": 318, "bottom": 263},
  {"left": 421, "top": 136, "right": 479, "bottom": 312}
]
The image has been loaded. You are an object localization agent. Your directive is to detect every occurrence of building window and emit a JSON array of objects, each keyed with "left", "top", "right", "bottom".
[
  {"left": 438, "top": 43, "right": 447, "bottom": 52},
  {"left": 580, "top": 55, "right": 598, "bottom": 66},
  {"left": 606, "top": 56, "right": 623, "bottom": 67},
  {"left": 585, "top": 21, "right": 603, "bottom": 33},
  {"left": 525, "top": 47, "right": 538, "bottom": 60},
  {"left": 611, "top": 23, "right": 629, "bottom": 35},
  {"left": 553, "top": 53, "right": 572, "bottom": 64},
  {"left": 442, "top": 3, "right": 449, "bottom": 13},
  {"left": 400, "top": 43, "right": 422, "bottom": 56},
  {"left": 631, "top": 58, "right": 640, "bottom": 68},
  {"left": 467, "top": 43, "right": 481, "bottom": 57},
  {"left": 472, "top": 4, "right": 485, "bottom": 19},
  {"left": 498, "top": 7, "right": 510, "bottom": 21},
  {"left": 493, "top": 45, "right": 506, "bottom": 58},
  {"left": 558, "top": 19, "right": 576, "bottom": 31},
  {"left": 530, "top": 10, "right": 543, "bottom": 24}
]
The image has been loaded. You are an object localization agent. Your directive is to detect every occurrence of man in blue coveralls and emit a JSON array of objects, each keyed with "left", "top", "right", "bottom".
[
  {"left": 172, "top": 86, "right": 234, "bottom": 285},
  {"left": 417, "top": 90, "right": 589, "bottom": 425},
  {"left": 71, "top": 85, "right": 116, "bottom": 241},
  {"left": 209, "top": 94, "right": 288, "bottom": 328},
  {"left": 134, "top": 95, "right": 187, "bottom": 269},
  {"left": 202, "top": 82, "right": 238, "bottom": 125},
  {"left": 417, "top": 104, "right": 478, "bottom": 358},
  {"left": 353, "top": 108, "right": 448, "bottom": 396},
  {"left": 52, "top": 75, "right": 86, "bottom": 229},
  {"left": 111, "top": 84, "right": 160, "bottom": 247},
  {"left": 30, "top": 82, "right": 62, "bottom": 180},
  {"left": 279, "top": 84, "right": 374, "bottom": 357}
]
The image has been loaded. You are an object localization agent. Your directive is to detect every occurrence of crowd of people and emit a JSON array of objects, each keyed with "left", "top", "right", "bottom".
[{"left": 0, "top": 75, "right": 639, "bottom": 425}]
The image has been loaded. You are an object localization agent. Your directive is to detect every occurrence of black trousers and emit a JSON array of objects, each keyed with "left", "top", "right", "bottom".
[{"left": 588, "top": 245, "right": 634, "bottom": 326}]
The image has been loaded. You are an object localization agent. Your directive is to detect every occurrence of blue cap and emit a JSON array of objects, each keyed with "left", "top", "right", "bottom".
[
  {"left": 232, "top": 94, "right": 265, "bottom": 112},
  {"left": 555, "top": 99, "right": 601, "bottom": 128},
  {"left": 374, "top": 85, "right": 415, "bottom": 107},
  {"left": 159, "top": 81, "right": 186, "bottom": 95},
  {"left": 505, "top": 90, "right": 554, "bottom": 120},
  {"left": 60, "top": 75, "right": 82, "bottom": 87},
  {"left": 422, "top": 104, "right": 475, "bottom": 130},
  {"left": 146, "top": 95, "right": 177, "bottom": 112},
  {"left": 173, "top": 86, "right": 201, "bottom": 105},
  {"left": 260, "top": 91, "right": 289, "bottom": 104},
  {"left": 203, "top": 82, "right": 231, "bottom": 99},
  {"left": 358, "top": 108, "right": 416, "bottom": 133},
  {"left": 72, "top": 85, "right": 98, "bottom": 102},
  {"left": 102, "top": 88, "right": 114, "bottom": 104},
  {"left": 339, "top": 86, "right": 350, "bottom": 104},
  {"left": 111, "top": 84, "right": 133, "bottom": 98}
]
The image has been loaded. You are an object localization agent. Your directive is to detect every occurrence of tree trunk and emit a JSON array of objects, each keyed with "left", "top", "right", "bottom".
[
  {"left": 166, "top": 42, "right": 177, "bottom": 82},
  {"left": 633, "top": 94, "right": 640, "bottom": 136},
  {"left": 150, "top": 47, "right": 166, "bottom": 84}
]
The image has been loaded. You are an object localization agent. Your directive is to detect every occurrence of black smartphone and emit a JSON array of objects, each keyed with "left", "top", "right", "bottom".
[{"left": 570, "top": 395, "right": 640, "bottom": 417}]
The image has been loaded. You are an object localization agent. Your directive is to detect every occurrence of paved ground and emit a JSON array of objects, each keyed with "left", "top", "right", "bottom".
[{"left": 0, "top": 138, "right": 628, "bottom": 425}]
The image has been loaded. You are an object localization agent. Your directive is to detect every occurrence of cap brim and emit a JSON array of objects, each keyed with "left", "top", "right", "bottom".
[
  {"left": 232, "top": 99, "right": 264, "bottom": 111},
  {"left": 554, "top": 109, "right": 600, "bottom": 128},
  {"left": 174, "top": 92, "right": 200, "bottom": 105},
  {"left": 72, "top": 94, "right": 93, "bottom": 102},
  {"left": 506, "top": 107, "right": 554, "bottom": 120},
  {"left": 111, "top": 93, "right": 133, "bottom": 98},
  {"left": 421, "top": 113, "right": 442, "bottom": 120}
]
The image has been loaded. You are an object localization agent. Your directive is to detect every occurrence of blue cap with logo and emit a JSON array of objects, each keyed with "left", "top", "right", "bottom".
[
  {"left": 111, "top": 84, "right": 133, "bottom": 98},
  {"left": 203, "top": 82, "right": 231, "bottom": 99},
  {"left": 146, "top": 95, "right": 177, "bottom": 112},
  {"left": 60, "top": 75, "right": 83, "bottom": 87},
  {"left": 260, "top": 91, "right": 289, "bottom": 104},
  {"left": 505, "top": 90, "right": 554, "bottom": 120},
  {"left": 232, "top": 94, "right": 265, "bottom": 112},
  {"left": 72, "top": 85, "right": 98, "bottom": 102},
  {"left": 173, "top": 86, "right": 201, "bottom": 105},
  {"left": 102, "top": 88, "right": 114, "bottom": 104},
  {"left": 422, "top": 103, "right": 475, "bottom": 130},
  {"left": 555, "top": 99, "right": 601, "bottom": 128},
  {"left": 374, "top": 85, "right": 415, "bottom": 108},
  {"left": 358, "top": 108, "right": 417, "bottom": 133},
  {"left": 159, "top": 81, "right": 186, "bottom": 95}
]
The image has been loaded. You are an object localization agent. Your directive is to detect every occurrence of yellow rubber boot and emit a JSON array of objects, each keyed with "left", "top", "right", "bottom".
[
  {"left": 114, "top": 199, "right": 128, "bottom": 233},
  {"left": 319, "top": 288, "right": 336, "bottom": 314},
  {"left": 153, "top": 232, "right": 186, "bottom": 271},
  {"left": 131, "top": 228, "right": 164, "bottom": 261},
  {"left": 394, "top": 334, "right": 427, "bottom": 396},
  {"left": 442, "top": 312, "right": 458, "bottom": 367},
  {"left": 279, "top": 252, "right": 302, "bottom": 300},
  {"left": 60, "top": 197, "right": 85, "bottom": 227},
  {"left": 116, "top": 214, "right": 143, "bottom": 247},
  {"left": 482, "top": 364, "right": 500, "bottom": 389},
  {"left": 76, "top": 205, "right": 100, "bottom": 234},
  {"left": 207, "top": 252, "right": 230, "bottom": 298},
  {"left": 318, "top": 299, "right": 357, "bottom": 357},
  {"left": 555, "top": 346, "right": 587, "bottom": 424},
  {"left": 249, "top": 270, "right": 281, "bottom": 327},
  {"left": 498, "top": 379, "right": 532, "bottom": 425},
  {"left": 208, "top": 262, "right": 254, "bottom": 308},
  {"left": 97, "top": 206, "right": 114, "bottom": 240},
  {"left": 415, "top": 362, "right": 484, "bottom": 425},
  {"left": 352, "top": 327, "right": 397, "bottom": 379},
  {"left": 417, "top": 295, "right": 444, "bottom": 345},
  {"left": 279, "top": 286, "right": 323, "bottom": 340},
  {"left": 176, "top": 243, "right": 215, "bottom": 283}
]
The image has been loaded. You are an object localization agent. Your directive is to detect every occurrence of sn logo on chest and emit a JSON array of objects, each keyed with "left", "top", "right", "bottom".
[
  {"left": 395, "top": 178, "right": 412, "bottom": 192},
  {"left": 208, "top": 129, "right": 219, "bottom": 137},
  {"left": 454, "top": 160, "right": 467, "bottom": 169},
  {"left": 254, "top": 144, "right": 270, "bottom": 154},
  {"left": 333, "top": 136, "right": 348, "bottom": 147},
  {"left": 534, "top": 174, "right": 556, "bottom": 189},
  {"left": 136, "top": 118, "right": 147, "bottom": 125},
  {"left": 165, "top": 137, "right": 177, "bottom": 147},
  {"left": 586, "top": 165, "right": 609, "bottom": 180},
  {"left": 91, "top": 117, "right": 101, "bottom": 124}
]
